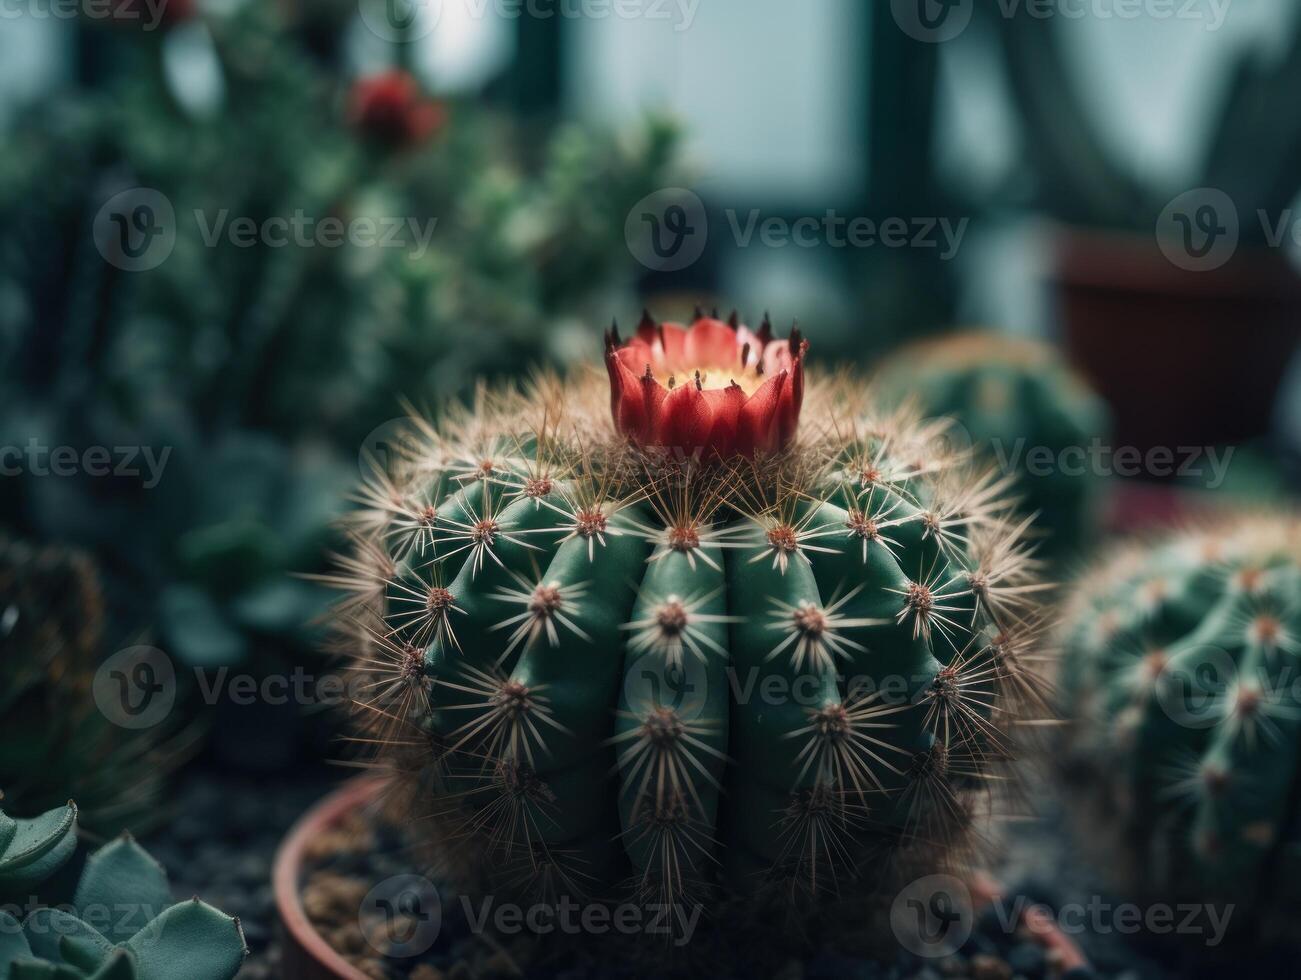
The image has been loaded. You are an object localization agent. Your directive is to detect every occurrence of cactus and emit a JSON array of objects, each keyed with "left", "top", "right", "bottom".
[
  {"left": 874, "top": 332, "right": 1108, "bottom": 561},
  {"left": 1057, "top": 514, "right": 1301, "bottom": 938},
  {"left": 336, "top": 312, "right": 1050, "bottom": 936},
  {"left": 0, "top": 536, "right": 195, "bottom": 835},
  {"left": 0, "top": 801, "right": 246, "bottom": 980}
]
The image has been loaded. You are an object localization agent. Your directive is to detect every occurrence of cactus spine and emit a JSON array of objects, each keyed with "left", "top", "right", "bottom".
[{"left": 338, "top": 314, "right": 1050, "bottom": 931}]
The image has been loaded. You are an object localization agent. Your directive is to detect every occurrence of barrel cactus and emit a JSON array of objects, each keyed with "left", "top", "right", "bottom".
[
  {"left": 338, "top": 312, "right": 1050, "bottom": 939},
  {"left": 0, "top": 801, "right": 246, "bottom": 979},
  {"left": 874, "top": 332, "right": 1108, "bottom": 561},
  {"left": 1058, "top": 514, "right": 1301, "bottom": 938}
]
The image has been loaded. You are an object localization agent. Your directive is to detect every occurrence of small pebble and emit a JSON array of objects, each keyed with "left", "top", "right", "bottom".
[{"left": 969, "top": 954, "right": 1013, "bottom": 980}]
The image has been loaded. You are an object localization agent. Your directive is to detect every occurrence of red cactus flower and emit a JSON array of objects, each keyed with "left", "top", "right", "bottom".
[
  {"left": 605, "top": 310, "right": 808, "bottom": 458},
  {"left": 349, "top": 71, "right": 446, "bottom": 150}
]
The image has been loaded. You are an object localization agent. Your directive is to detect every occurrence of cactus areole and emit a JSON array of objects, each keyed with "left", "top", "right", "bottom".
[
  {"left": 337, "top": 310, "right": 1048, "bottom": 942},
  {"left": 605, "top": 312, "right": 807, "bottom": 457}
]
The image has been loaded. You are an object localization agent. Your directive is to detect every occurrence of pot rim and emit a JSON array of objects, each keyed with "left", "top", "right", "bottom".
[
  {"left": 273, "top": 775, "right": 388, "bottom": 980},
  {"left": 1049, "top": 222, "right": 1301, "bottom": 300},
  {"left": 274, "top": 779, "right": 1090, "bottom": 976}
]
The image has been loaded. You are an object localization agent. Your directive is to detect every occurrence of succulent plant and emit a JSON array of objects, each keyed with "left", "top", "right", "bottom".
[
  {"left": 336, "top": 312, "right": 1051, "bottom": 937},
  {"left": 0, "top": 801, "right": 246, "bottom": 980},
  {"left": 1057, "top": 515, "right": 1301, "bottom": 939},
  {"left": 0, "top": 804, "right": 78, "bottom": 901},
  {"left": 0, "top": 536, "right": 194, "bottom": 835},
  {"left": 874, "top": 332, "right": 1109, "bottom": 560},
  {"left": 0, "top": 4, "right": 680, "bottom": 681}
]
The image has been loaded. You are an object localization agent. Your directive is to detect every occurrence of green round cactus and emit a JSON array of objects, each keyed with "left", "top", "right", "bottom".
[
  {"left": 874, "top": 332, "right": 1108, "bottom": 561},
  {"left": 337, "top": 314, "right": 1050, "bottom": 932},
  {"left": 1058, "top": 514, "right": 1301, "bottom": 936}
]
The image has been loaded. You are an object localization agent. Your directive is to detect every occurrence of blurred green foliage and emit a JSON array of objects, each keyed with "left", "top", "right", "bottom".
[{"left": 0, "top": 3, "right": 680, "bottom": 672}]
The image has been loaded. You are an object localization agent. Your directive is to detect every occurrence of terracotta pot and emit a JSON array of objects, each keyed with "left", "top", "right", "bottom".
[
  {"left": 277, "top": 780, "right": 1092, "bottom": 977},
  {"left": 274, "top": 776, "right": 387, "bottom": 980},
  {"left": 1052, "top": 227, "right": 1301, "bottom": 453}
]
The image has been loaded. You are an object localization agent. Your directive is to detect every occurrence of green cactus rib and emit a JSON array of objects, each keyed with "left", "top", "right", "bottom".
[
  {"left": 1059, "top": 516, "right": 1301, "bottom": 926},
  {"left": 343, "top": 373, "right": 1049, "bottom": 916}
]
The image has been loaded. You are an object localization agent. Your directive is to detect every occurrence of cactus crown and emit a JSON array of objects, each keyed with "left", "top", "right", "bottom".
[
  {"left": 339, "top": 313, "right": 1050, "bottom": 930},
  {"left": 1059, "top": 514, "right": 1301, "bottom": 931}
]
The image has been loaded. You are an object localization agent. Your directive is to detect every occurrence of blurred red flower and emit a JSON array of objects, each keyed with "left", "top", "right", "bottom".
[{"left": 349, "top": 71, "right": 447, "bottom": 150}]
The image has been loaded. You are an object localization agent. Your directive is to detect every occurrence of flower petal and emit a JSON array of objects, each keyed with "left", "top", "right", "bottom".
[
  {"left": 702, "top": 382, "right": 746, "bottom": 457},
  {"left": 607, "top": 351, "right": 665, "bottom": 444},
  {"left": 655, "top": 381, "right": 715, "bottom": 452},
  {"left": 736, "top": 370, "right": 788, "bottom": 455},
  {"left": 685, "top": 317, "right": 740, "bottom": 369}
]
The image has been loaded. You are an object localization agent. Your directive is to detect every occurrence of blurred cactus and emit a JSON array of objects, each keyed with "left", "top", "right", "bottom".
[
  {"left": 0, "top": 536, "right": 195, "bottom": 836},
  {"left": 874, "top": 332, "right": 1109, "bottom": 560},
  {"left": 0, "top": 1, "right": 680, "bottom": 676},
  {"left": 334, "top": 314, "right": 1050, "bottom": 940},
  {"left": 1057, "top": 515, "right": 1301, "bottom": 940},
  {"left": 0, "top": 801, "right": 246, "bottom": 979}
]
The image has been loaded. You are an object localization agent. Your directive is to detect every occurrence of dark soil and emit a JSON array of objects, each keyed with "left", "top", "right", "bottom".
[{"left": 145, "top": 766, "right": 1288, "bottom": 980}]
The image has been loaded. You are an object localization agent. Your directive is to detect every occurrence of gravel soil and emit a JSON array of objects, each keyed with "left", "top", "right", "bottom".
[{"left": 142, "top": 767, "right": 1284, "bottom": 980}]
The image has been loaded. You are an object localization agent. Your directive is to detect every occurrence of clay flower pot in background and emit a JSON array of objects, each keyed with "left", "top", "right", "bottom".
[
  {"left": 274, "top": 771, "right": 1093, "bottom": 978},
  {"left": 1053, "top": 227, "right": 1301, "bottom": 453}
]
